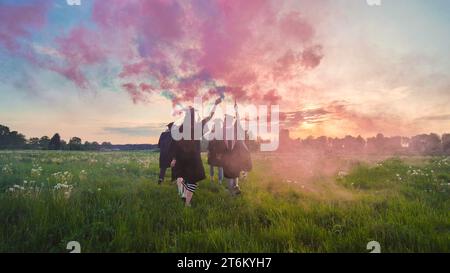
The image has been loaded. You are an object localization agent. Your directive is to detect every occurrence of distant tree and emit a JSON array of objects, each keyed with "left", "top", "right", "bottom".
[
  {"left": 48, "top": 133, "right": 62, "bottom": 150},
  {"left": 409, "top": 134, "right": 442, "bottom": 155},
  {"left": 84, "top": 141, "right": 91, "bottom": 151},
  {"left": 39, "top": 136, "right": 50, "bottom": 150},
  {"left": 330, "top": 137, "right": 344, "bottom": 153},
  {"left": 83, "top": 141, "right": 100, "bottom": 151},
  {"left": 91, "top": 141, "right": 100, "bottom": 151},
  {"left": 60, "top": 140, "right": 68, "bottom": 150},
  {"left": 28, "top": 137, "right": 40, "bottom": 149},
  {"left": 367, "top": 133, "right": 386, "bottom": 154},
  {"left": 0, "top": 125, "right": 11, "bottom": 147},
  {"left": 302, "top": 136, "right": 316, "bottom": 150},
  {"left": 0, "top": 125, "right": 26, "bottom": 149},
  {"left": 429, "top": 133, "right": 443, "bottom": 155},
  {"left": 101, "top": 142, "right": 113, "bottom": 150},
  {"left": 69, "top": 137, "right": 82, "bottom": 150},
  {"left": 9, "top": 131, "right": 26, "bottom": 148},
  {"left": 342, "top": 135, "right": 365, "bottom": 154},
  {"left": 383, "top": 136, "right": 403, "bottom": 155},
  {"left": 356, "top": 135, "right": 366, "bottom": 153},
  {"left": 442, "top": 134, "right": 450, "bottom": 155}
]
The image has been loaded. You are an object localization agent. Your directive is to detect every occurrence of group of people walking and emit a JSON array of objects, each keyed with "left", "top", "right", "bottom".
[{"left": 157, "top": 98, "right": 252, "bottom": 207}]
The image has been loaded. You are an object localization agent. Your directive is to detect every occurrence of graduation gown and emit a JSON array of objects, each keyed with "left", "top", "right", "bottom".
[
  {"left": 207, "top": 140, "right": 226, "bottom": 167},
  {"left": 220, "top": 140, "right": 252, "bottom": 179},
  {"left": 171, "top": 138, "right": 206, "bottom": 184},
  {"left": 158, "top": 131, "right": 174, "bottom": 169}
]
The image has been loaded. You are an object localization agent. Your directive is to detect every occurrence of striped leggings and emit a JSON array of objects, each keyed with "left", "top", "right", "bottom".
[{"left": 182, "top": 181, "right": 198, "bottom": 193}]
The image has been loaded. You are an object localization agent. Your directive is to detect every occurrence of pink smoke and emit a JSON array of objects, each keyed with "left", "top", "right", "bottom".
[
  {"left": 1, "top": 0, "right": 325, "bottom": 106},
  {"left": 90, "top": 0, "right": 325, "bottom": 105},
  {"left": 0, "top": 1, "right": 49, "bottom": 51}
]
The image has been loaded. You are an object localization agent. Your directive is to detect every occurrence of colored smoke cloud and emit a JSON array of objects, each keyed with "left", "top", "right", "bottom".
[
  {"left": 0, "top": 1, "right": 50, "bottom": 51},
  {"left": 0, "top": 0, "right": 324, "bottom": 106}
]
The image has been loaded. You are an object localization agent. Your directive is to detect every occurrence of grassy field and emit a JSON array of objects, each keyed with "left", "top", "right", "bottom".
[{"left": 0, "top": 150, "right": 448, "bottom": 253}]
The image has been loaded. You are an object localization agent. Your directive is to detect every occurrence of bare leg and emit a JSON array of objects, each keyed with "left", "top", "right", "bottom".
[
  {"left": 228, "top": 178, "right": 236, "bottom": 195},
  {"left": 185, "top": 190, "right": 193, "bottom": 207},
  {"left": 234, "top": 178, "right": 241, "bottom": 195},
  {"left": 228, "top": 178, "right": 241, "bottom": 195},
  {"left": 176, "top": 178, "right": 184, "bottom": 197}
]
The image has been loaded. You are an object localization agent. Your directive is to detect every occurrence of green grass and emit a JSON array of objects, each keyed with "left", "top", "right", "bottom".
[{"left": 0, "top": 151, "right": 448, "bottom": 253}]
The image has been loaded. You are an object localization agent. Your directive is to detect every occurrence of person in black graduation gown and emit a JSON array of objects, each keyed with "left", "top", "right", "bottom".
[
  {"left": 157, "top": 122, "right": 174, "bottom": 184},
  {"left": 219, "top": 102, "right": 252, "bottom": 195},
  {"left": 170, "top": 98, "right": 222, "bottom": 207}
]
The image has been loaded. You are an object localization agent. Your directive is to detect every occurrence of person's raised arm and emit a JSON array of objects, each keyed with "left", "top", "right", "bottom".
[
  {"left": 234, "top": 100, "right": 239, "bottom": 120},
  {"left": 202, "top": 98, "right": 222, "bottom": 126},
  {"left": 234, "top": 100, "right": 245, "bottom": 138}
]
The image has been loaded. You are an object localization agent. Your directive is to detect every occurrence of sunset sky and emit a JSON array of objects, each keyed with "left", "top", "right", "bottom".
[{"left": 1, "top": 0, "right": 449, "bottom": 144}]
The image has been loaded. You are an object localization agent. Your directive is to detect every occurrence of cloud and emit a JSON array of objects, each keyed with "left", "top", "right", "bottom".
[
  {"left": 280, "top": 101, "right": 414, "bottom": 137},
  {"left": 280, "top": 108, "right": 330, "bottom": 128},
  {"left": 416, "top": 114, "right": 450, "bottom": 121},
  {"left": 103, "top": 123, "right": 168, "bottom": 137}
]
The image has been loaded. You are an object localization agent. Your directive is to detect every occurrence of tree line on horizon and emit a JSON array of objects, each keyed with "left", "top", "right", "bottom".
[
  {"left": 278, "top": 129, "right": 450, "bottom": 156},
  {"left": 1, "top": 124, "right": 450, "bottom": 155},
  {"left": 0, "top": 124, "right": 113, "bottom": 151}
]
